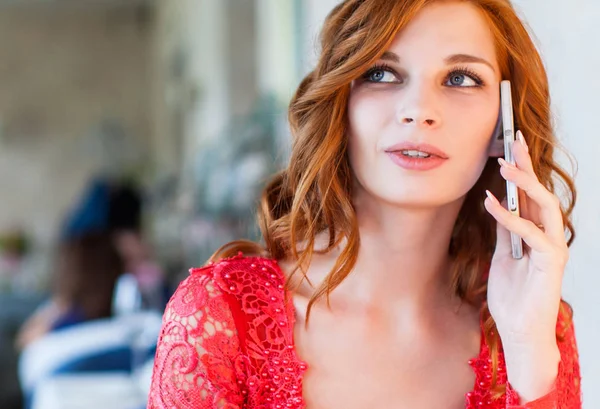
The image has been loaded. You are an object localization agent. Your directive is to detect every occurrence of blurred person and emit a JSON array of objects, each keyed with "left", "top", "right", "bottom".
[
  {"left": 62, "top": 176, "right": 166, "bottom": 310},
  {"left": 148, "top": 0, "right": 580, "bottom": 408},
  {"left": 16, "top": 231, "right": 124, "bottom": 350},
  {"left": 108, "top": 181, "right": 167, "bottom": 311}
]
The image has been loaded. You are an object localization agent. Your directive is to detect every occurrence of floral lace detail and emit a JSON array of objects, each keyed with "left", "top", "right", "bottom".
[
  {"left": 147, "top": 269, "right": 246, "bottom": 409},
  {"left": 212, "top": 255, "right": 308, "bottom": 408},
  {"left": 148, "top": 254, "right": 581, "bottom": 409}
]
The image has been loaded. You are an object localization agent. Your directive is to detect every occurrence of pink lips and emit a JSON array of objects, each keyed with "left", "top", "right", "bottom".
[{"left": 385, "top": 142, "right": 449, "bottom": 171}]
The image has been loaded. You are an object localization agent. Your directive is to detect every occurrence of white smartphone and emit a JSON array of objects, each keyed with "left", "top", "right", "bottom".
[{"left": 500, "top": 80, "right": 523, "bottom": 259}]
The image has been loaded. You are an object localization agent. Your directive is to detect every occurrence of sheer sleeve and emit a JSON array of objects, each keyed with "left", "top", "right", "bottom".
[
  {"left": 506, "top": 302, "right": 582, "bottom": 408},
  {"left": 147, "top": 267, "right": 245, "bottom": 409}
]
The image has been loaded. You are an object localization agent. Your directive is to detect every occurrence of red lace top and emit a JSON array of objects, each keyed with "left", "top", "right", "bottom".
[{"left": 148, "top": 254, "right": 581, "bottom": 409}]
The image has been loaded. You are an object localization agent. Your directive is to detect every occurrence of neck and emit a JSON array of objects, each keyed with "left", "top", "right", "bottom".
[{"left": 331, "top": 191, "right": 467, "bottom": 313}]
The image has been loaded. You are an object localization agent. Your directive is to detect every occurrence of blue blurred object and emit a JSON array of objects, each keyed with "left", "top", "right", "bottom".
[
  {"left": 53, "top": 346, "right": 133, "bottom": 374},
  {"left": 50, "top": 305, "right": 87, "bottom": 331},
  {"left": 59, "top": 177, "right": 143, "bottom": 240},
  {"left": 60, "top": 178, "right": 111, "bottom": 240}
]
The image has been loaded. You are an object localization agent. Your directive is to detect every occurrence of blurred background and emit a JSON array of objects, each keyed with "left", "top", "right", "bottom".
[{"left": 0, "top": 1, "right": 597, "bottom": 408}]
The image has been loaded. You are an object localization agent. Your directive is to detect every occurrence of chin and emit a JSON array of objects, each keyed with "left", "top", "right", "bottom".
[
  {"left": 352, "top": 165, "right": 482, "bottom": 208},
  {"left": 389, "top": 194, "right": 463, "bottom": 209},
  {"left": 356, "top": 183, "right": 467, "bottom": 210}
]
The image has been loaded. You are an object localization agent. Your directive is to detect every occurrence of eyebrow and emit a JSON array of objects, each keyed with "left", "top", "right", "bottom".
[{"left": 380, "top": 51, "right": 496, "bottom": 73}]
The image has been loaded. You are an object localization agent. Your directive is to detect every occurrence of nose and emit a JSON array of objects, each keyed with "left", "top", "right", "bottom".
[{"left": 395, "top": 85, "right": 441, "bottom": 129}]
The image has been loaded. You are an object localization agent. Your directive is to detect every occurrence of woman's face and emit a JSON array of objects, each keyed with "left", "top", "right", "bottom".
[{"left": 347, "top": 1, "right": 502, "bottom": 209}]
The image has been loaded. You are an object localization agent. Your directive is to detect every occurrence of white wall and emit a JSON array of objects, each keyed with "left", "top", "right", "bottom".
[
  {"left": 153, "top": 0, "right": 264, "bottom": 179},
  {"left": 152, "top": 0, "right": 230, "bottom": 177},
  {"left": 255, "top": 0, "right": 298, "bottom": 102},
  {"left": 300, "top": 0, "right": 600, "bottom": 405},
  {"left": 300, "top": 0, "right": 340, "bottom": 75}
]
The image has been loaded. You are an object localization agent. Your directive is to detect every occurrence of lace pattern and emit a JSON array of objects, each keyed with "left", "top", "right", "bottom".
[
  {"left": 148, "top": 271, "right": 245, "bottom": 409},
  {"left": 148, "top": 254, "right": 581, "bottom": 408}
]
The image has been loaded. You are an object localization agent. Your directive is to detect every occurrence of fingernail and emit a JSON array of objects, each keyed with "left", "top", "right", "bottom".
[
  {"left": 498, "top": 157, "right": 516, "bottom": 169},
  {"left": 485, "top": 190, "right": 499, "bottom": 205},
  {"left": 517, "top": 130, "right": 529, "bottom": 152}
]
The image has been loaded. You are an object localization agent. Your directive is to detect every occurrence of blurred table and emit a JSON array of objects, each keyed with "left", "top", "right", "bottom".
[{"left": 32, "top": 372, "right": 147, "bottom": 409}]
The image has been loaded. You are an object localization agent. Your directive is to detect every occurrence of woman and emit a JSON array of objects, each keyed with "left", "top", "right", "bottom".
[{"left": 148, "top": 0, "right": 581, "bottom": 407}]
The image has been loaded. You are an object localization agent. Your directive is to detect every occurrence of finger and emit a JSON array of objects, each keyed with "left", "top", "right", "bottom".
[
  {"left": 512, "top": 130, "right": 537, "bottom": 179},
  {"left": 493, "top": 197, "right": 523, "bottom": 257},
  {"left": 497, "top": 159, "right": 565, "bottom": 245},
  {"left": 484, "top": 190, "right": 552, "bottom": 253},
  {"left": 517, "top": 183, "right": 535, "bottom": 222},
  {"left": 512, "top": 130, "right": 540, "bottom": 224}
]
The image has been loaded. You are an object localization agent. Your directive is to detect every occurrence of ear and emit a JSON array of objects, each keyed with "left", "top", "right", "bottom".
[{"left": 487, "top": 108, "right": 504, "bottom": 158}]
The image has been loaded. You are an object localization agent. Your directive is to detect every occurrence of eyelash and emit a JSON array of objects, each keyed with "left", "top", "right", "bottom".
[{"left": 361, "top": 63, "right": 485, "bottom": 87}]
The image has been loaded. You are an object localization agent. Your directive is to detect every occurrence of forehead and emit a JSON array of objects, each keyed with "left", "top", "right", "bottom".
[{"left": 388, "top": 1, "right": 498, "bottom": 67}]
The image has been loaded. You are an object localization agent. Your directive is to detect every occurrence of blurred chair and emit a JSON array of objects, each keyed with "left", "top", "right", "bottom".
[
  {"left": 18, "top": 310, "right": 162, "bottom": 409},
  {"left": 31, "top": 372, "right": 146, "bottom": 409}
]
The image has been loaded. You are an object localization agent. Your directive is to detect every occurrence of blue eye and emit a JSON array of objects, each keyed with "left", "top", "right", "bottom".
[
  {"left": 363, "top": 65, "right": 401, "bottom": 83},
  {"left": 445, "top": 68, "right": 484, "bottom": 87},
  {"left": 360, "top": 64, "right": 485, "bottom": 87}
]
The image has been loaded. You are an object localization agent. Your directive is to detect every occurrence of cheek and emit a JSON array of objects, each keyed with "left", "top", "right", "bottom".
[
  {"left": 347, "top": 94, "right": 381, "bottom": 174},
  {"left": 347, "top": 91, "right": 393, "bottom": 154},
  {"left": 444, "top": 103, "right": 498, "bottom": 188},
  {"left": 445, "top": 97, "right": 499, "bottom": 153}
]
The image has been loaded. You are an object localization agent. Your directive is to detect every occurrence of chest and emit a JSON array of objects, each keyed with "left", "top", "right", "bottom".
[{"left": 292, "top": 303, "right": 481, "bottom": 409}]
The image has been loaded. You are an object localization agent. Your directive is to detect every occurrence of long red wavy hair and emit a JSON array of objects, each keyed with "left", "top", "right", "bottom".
[{"left": 211, "top": 0, "right": 577, "bottom": 397}]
